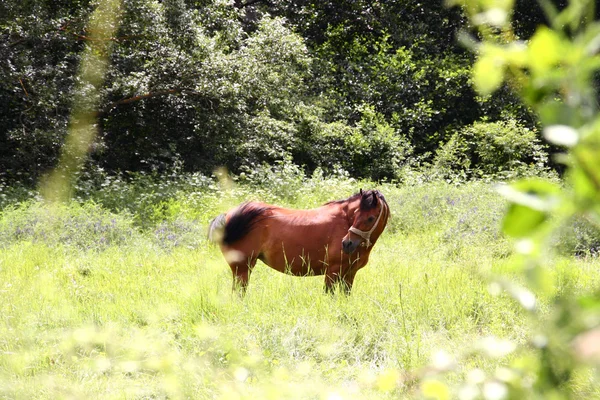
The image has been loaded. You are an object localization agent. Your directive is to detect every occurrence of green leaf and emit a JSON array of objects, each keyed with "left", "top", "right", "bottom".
[
  {"left": 571, "top": 147, "right": 600, "bottom": 215},
  {"left": 497, "top": 179, "right": 562, "bottom": 237},
  {"left": 529, "top": 27, "right": 564, "bottom": 75},
  {"left": 473, "top": 52, "right": 504, "bottom": 95},
  {"left": 502, "top": 203, "right": 547, "bottom": 238},
  {"left": 498, "top": 179, "right": 561, "bottom": 211},
  {"left": 538, "top": 100, "right": 586, "bottom": 128}
]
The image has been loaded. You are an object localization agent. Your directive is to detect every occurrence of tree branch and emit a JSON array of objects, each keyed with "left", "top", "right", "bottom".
[
  {"left": 108, "top": 89, "right": 182, "bottom": 108},
  {"left": 100, "top": 87, "right": 210, "bottom": 117},
  {"left": 235, "top": 0, "right": 270, "bottom": 8}
]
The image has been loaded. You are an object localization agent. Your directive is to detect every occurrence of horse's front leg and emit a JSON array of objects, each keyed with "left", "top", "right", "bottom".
[{"left": 324, "top": 268, "right": 356, "bottom": 295}]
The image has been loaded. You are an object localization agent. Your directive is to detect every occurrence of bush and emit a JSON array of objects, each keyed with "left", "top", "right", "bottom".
[
  {"left": 433, "top": 119, "right": 549, "bottom": 180},
  {"left": 0, "top": 201, "right": 138, "bottom": 251},
  {"left": 73, "top": 165, "right": 213, "bottom": 227},
  {"left": 552, "top": 215, "right": 600, "bottom": 257},
  {"left": 237, "top": 156, "right": 306, "bottom": 202},
  {"left": 389, "top": 181, "right": 510, "bottom": 257},
  {"left": 295, "top": 105, "right": 413, "bottom": 181}
]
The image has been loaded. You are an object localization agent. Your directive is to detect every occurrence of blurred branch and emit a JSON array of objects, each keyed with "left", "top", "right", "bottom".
[
  {"left": 100, "top": 88, "right": 217, "bottom": 117},
  {"left": 108, "top": 89, "right": 183, "bottom": 107},
  {"left": 235, "top": 0, "right": 271, "bottom": 8}
]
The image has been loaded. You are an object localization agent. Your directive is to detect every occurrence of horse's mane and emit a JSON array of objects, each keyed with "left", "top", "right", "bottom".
[{"left": 326, "top": 190, "right": 387, "bottom": 211}]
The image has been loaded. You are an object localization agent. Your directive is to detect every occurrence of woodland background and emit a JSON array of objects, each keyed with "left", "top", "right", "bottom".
[{"left": 1, "top": 0, "right": 588, "bottom": 184}]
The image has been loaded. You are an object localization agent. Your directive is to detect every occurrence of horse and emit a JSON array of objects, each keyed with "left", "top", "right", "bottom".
[{"left": 208, "top": 189, "right": 389, "bottom": 294}]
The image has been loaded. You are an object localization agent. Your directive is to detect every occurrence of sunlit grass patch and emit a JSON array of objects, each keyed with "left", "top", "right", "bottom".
[{"left": 0, "top": 178, "right": 598, "bottom": 398}]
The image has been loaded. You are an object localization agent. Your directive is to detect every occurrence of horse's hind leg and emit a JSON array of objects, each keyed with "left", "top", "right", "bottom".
[{"left": 229, "top": 256, "right": 257, "bottom": 296}]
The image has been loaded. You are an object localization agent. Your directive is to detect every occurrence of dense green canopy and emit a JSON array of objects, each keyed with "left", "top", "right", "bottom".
[{"left": 0, "top": 0, "right": 576, "bottom": 183}]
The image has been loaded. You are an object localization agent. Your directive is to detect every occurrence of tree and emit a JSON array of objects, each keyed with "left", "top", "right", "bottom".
[
  {"left": 1, "top": 0, "right": 314, "bottom": 180},
  {"left": 0, "top": 0, "right": 92, "bottom": 183}
]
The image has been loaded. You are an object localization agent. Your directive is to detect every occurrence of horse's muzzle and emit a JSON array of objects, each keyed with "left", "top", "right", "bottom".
[{"left": 342, "top": 238, "right": 359, "bottom": 254}]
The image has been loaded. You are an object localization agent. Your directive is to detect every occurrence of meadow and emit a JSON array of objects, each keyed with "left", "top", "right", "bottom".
[{"left": 1, "top": 171, "right": 599, "bottom": 399}]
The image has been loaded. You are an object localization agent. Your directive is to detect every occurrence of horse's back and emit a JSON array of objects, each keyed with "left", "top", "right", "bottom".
[{"left": 254, "top": 204, "right": 349, "bottom": 275}]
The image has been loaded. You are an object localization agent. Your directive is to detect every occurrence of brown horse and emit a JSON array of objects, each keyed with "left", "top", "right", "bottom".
[{"left": 208, "top": 189, "right": 389, "bottom": 294}]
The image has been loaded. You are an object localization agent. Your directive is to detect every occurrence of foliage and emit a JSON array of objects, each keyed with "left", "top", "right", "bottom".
[
  {"left": 391, "top": 181, "right": 511, "bottom": 258},
  {"left": 552, "top": 214, "right": 600, "bottom": 257},
  {"left": 306, "top": 25, "right": 482, "bottom": 155},
  {"left": 73, "top": 164, "right": 214, "bottom": 227},
  {"left": 294, "top": 104, "right": 413, "bottom": 180},
  {"left": 0, "top": 0, "right": 90, "bottom": 183},
  {"left": 1, "top": 0, "right": 550, "bottom": 184},
  {"left": 0, "top": 0, "right": 315, "bottom": 179},
  {"left": 433, "top": 118, "right": 550, "bottom": 180},
  {"left": 100, "top": 7, "right": 312, "bottom": 174},
  {"left": 0, "top": 201, "right": 138, "bottom": 251},
  {"left": 237, "top": 156, "right": 306, "bottom": 202},
  {"left": 423, "top": 0, "right": 600, "bottom": 398}
]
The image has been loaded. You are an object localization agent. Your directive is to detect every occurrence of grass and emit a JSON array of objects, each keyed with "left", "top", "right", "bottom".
[{"left": 1, "top": 177, "right": 599, "bottom": 399}]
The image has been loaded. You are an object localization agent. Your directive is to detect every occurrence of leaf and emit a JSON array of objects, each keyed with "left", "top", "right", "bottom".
[
  {"left": 538, "top": 100, "right": 585, "bottom": 128},
  {"left": 473, "top": 53, "right": 504, "bottom": 95},
  {"left": 529, "top": 27, "right": 565, "bottom": 75},
  {"left": 571, "top": 148, "right": 600, "bottom": 216},
  {"left": 497, "top": 179, "right": 562, "bottom": 237},
  {"left": 497, "top": 179, "right": 561, "bottom": 211},
  {"left": 502, "top": 203, "right": 547, "bottom": 238}
]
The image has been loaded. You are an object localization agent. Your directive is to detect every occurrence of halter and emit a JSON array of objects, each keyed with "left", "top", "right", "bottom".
[{"left": 348, "top": 200, "right": 387, "bottom": 248}]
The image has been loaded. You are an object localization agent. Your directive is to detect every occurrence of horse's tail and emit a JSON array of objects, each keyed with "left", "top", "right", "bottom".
[
  {"left": 208, "top": 213, "right": 227, "bottom": 244},
  {"left": 212, "top": 203, "right": 272, "bottom": 246}
]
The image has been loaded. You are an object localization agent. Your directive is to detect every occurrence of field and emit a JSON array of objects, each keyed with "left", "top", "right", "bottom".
[{"left": 1, "top": 174, "right": 599, "bottom": 399}]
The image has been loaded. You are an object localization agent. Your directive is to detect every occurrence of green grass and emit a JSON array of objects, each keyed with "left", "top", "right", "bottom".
[{"left": 1, "top": 179, "right": 599, "bottom": 399}]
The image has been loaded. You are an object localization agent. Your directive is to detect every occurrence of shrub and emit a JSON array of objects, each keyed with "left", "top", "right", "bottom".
[
  {"left": 389, "top": 181, "right": 509, "bottom": 256},
  {"left": 433, "top": 119, "right": 549, "bottom": 180},
  {"left": 73, "top": 165, "right": 213, "bottom": 227},
  {"left": 552, "top": 215, "right": 600, "bottom": 257},
  {"left": 237, "top": 156, "right": 306, "bottom": 202},
  {"left": 0, "top": 201, "right": 138, "bottom": 251},
  {"left": 295, "top": 105, "right": 413, "bottom": 181}
]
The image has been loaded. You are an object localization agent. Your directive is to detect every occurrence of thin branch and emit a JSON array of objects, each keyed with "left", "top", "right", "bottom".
[
  {"left": 236, "top": 0, "right": 270, "bottom": 8},
  {"left": 19, "top": 78, "right": 29, "bottom": 98},
  {"left": 101, "top": 87, "right": 207, "bottom": 116},
  {"left": 9, "top": 38, "right": 27, "bottom": 47}
]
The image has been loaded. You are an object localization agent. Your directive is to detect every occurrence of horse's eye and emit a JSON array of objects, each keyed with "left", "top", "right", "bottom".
[{"left": 368, "top": 216, "right": 375, "bottom": 223}]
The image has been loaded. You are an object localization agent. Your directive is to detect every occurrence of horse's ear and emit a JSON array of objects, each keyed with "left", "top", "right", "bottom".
[
  {"left": 372, "top": 191, "right": 378, "bottom": 205},
  {"left": 360, "top": 188, "right": 363, "bottom": 196}
]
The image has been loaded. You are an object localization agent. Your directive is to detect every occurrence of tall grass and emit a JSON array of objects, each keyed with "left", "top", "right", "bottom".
[{"left": 1, "top": 173, "right": 599, "bottom": 398}]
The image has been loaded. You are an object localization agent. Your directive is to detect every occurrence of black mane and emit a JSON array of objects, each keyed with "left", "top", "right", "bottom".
[{"left": 326, "top": 190, "right": 386, "bottom": 210}]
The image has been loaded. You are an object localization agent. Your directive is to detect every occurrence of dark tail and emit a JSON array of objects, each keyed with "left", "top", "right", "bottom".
[{"left": 215, "top": 203, "right": 272, "bottom": 246}]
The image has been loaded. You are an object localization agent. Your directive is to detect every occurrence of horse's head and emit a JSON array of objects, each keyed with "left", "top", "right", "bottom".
[{"left": 342, "top": 189, "right": 389, "bottom": 254}]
